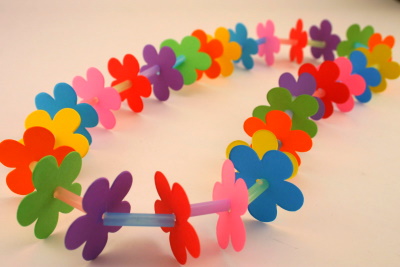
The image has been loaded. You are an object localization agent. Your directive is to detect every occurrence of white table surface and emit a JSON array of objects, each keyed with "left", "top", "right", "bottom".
[{"left": 1, "top": 0, "right": 400, "bottom": 266}]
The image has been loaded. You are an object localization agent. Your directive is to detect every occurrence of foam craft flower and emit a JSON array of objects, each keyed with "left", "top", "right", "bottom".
[
  {"left": 191, "top": 29, "right": 223, "bottom": 79},
  {"left": 35, "top": 82, "right": 98, "bottom": 144},
  {"left": 65, "top": 171, "right": 132, "bottom": 261},
  {"left": 368, "top": 33, "right": 395, "bottom": 50},
  {"left": 16, "top": 152, "right": 82, "bottom": 239},
  {"left": 256, "top": 20, "right": 280, "bottom": 66},
  {"left": 72, "top": 67, "right": 121, "bottom": 129},
  {"left": 108, "top": 54, "right": 152, "bottom": 112},
  {"left": 229, "top": 23, "right": 258, "bottom": 70},
  {"left": 299, "top": 61, "right": 350, "bottom": 119},
  {"left": 244, "top": 110, "right": 312, "bottom": 165},
  {"left": 226, "top": 129, "right": 299, "bottom": 178},
  {"left": 0, "top": 127, "right": 74, "bottom": 195},
  {"left": 212, "top": 160, "right": 248, "bottom": 252},
  {"left": 289, "top": 19, "right": 308, "bottom": 64},
  {"left": 357, "top": 44, "right": 400, "bottom": 93},
  {"left": 336, "top": 24, "right": 374, "bottom": 57},
  {"left": 309, "top": 20, "right": 340, "bottom": 61},
  {"left": 25, "top": 108, "right": 90, "bottom": 157},
  {"left": 279, "top": 72, "right": 317, "bottom": 96},
  {"left": 349, "top": 50, "right": 381, "bottom": 103},
  {"left": 141, "top": 45, "right": 184, "bottom": 101},
  {"left": 253, "top": 87, "right": 319, "bottom": 138},
  {"left": 334, "top": 57, "right": 366, "bottom": 112},
  {"left": 154, "top": 171, "right": 200, "bottom": 264},
  {"left": 161, "top": 36, "right": 211, "bottom": 85},
  {"left": 229, "top": 146, "right": 304, "bottom": 222},
  {"left": 212, "top": 27, "right": 242, "bottom": 77}
]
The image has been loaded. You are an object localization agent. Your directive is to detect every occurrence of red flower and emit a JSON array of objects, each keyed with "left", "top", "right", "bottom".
[
  {"left": 298, "top": 61, "right": 350, "bottom": 118},
  {"left": 289, "top": 19, "right": 308, "bottom": 64},
  {"left": 154, "top": 171, "right": 200, "bottom": 264},
  {"left": 0, "top": 127, "right": 74, "bottom": 195},
  {"left": 192, "top": 29, "right": 223, "bottom": 80},
  {"left": 108, "top": 54, "right": 152, "bottom": 112},
  {"left": 243, "top": 110, "right": 312, "bottom": 164}
]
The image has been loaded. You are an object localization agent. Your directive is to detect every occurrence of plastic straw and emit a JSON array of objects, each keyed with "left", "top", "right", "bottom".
[
  {"left": 173, "top": 55, "right": 186, "bottom": 68},
  {"left": 103, "top": 212, "right": 175, "bottom": 227},
  {"left": 190, "top": 199, "right": 230, "bottom": 217},
  {"left": 308, "top": 40, "right": 326, "bottom": 48},
  {"left": 248, "top": 179, "right": 269, "bottom": 204},
  {"left": 139, "top": 65, "right": 160, "bottom": 78},
  {"left": 279, "top": 38, "right": 297, "bottom": 45},
  {"left": 257, "top": 37, "right": 267, "bottom": 45},
  {"left": 54, "top": 186, "right": 84, "bottom": 212}
]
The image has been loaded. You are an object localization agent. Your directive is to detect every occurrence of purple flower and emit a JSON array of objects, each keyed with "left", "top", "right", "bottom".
[
  {"left": 278, "top": 72, "right": 325, "bottom": 120},
  {"left": 309, "top": 20, "right": 340, "bottom": 61},
  {"left": 64, "top": 171, "right": 132, "bottom": 260},
  {"left": 141, "top": 45, "right": 184, "bottom": 101}
]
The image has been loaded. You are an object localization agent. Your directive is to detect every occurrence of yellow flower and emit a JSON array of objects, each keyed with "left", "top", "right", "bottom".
[
  {"left": 358, "top": 44, "right": 400, "bottom": 93},
  {"left": 24, "top": 108, "right": 89, "bottom": 157},
  {"left": 226, "top": 129, "right": 298, "bottom": 178},
  {"left": 209, "top": 27, "right": 242, "bottom": 77}
]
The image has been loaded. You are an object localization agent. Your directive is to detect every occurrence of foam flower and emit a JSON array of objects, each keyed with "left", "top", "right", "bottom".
[
  {"left": 154, "top": 171, "right": 200, "bottom": 264},
  {"left": 309, "top": 20, "right": 340, "bottom": 61},
  {"left": 141, "top": 45, "right": 184, "bottom": 101},
  {"left": 192, "top": 29, "right": 223, "bottom": 79},
  {"left": 299, "top": 61, "right": 350, "bottom": 119},
  {"left": 229, "top": 146, "right": 304, "bottom": 222},
  {"left": 244, "top": 110, "right": 312, "bottom": 165},
  {"left": 288, "top": 19, "right": 308, "bottom": 64},
  {"left": 35, "top": 83, "right": 99, "bottom": 144},
  {"left": 65, "top": 171, "right": 132, "bottom": 261},
  {"left": 368, "top": 33, "right": 395, "bottom": 50},
  {"left": 25, "top": 108, "right": 90, "bottom": 157},
  {"left": 72, "top": 67, "right": 121, "bottom": 129},
  {"left": 336, "top": 24, "right": 374, "bottom": 57},
  {"left": 334, "top": 57, "right": 366, "bottom": 112},
  {"left": 349, "top": 50, "right": 381, "bottom": 103},
  {"left": 253, "top": 87, "right": 319, "bottom": 138},
  {"left": 229, "top": 23, "right": 258, "bottom": 70},
  {"left": 0, "top": 127, "right": 74, "bottom": 195},
  {"left": 357, "top": 44, "right": 400, "bottom": 93},
  {"left": 212, "top": 27, "right": 242, "bottom": 77},
  {"left": 226, "top": 129, "right": 299, "bottom": 178},
  {"left": 108, "top": 54, "right": 152, "bottom": 112},
  {"left": 256, "top": 20, "right": 280, "bottom": 66},
  {"left": 279, "top": 72, "right": 325, "bottom": 120},
  {"left": 213, "top": 160, "right": 248, "bottom": 252},
  {"left": 16, "top": 152, "right": 82, "bottom": 239},
  {"left": 161, "top": 36, "right": 211, "bottom": 85}
]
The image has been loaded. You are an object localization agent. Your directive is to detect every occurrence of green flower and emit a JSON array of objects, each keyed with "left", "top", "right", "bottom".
[
  {"left": 17, "top": 152, "right": 82, "bottom": 239},
  {"left": 161, "top": 36, "right": 211, "bottom": 85},
  {"left": 252, "top": 87, "right": 319, "bottom": 138},
  {"left": 337, "top": 24, "right": 374, "bottom": 57}
]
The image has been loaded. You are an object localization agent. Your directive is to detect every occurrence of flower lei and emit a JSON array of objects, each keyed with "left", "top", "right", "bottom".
[{"left": 0, "top": 19, "right": 399, "bottom": 264}]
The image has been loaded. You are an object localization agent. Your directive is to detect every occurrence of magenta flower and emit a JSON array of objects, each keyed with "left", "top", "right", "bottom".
[
  {"left": 73, "top": 67, "right": 121, "bottom": 129},
  {"left": 256, "top": 20, "right": 280, "bottom": 66},
  {"left": 141, "top": 45, "right": 184, "bottom": 101},
  {"left": 213, "top": 160, "right": 248, "bottom": 251},
  {"left": 334, "top": 57, "right": 366, "bottom": 112},
  {"left": 309, "top": 20, "right": 340, "bottom": 61},
  {"left": 64, "top": 171, "right": 132, "bottom": 260}
]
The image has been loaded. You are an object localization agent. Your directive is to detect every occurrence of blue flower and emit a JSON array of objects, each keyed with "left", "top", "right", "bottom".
[
  {"left": 229, "top": 145, "right": 304, "bottom": 222},
  {"left": 229, "top": 23, "right": 258, "bottom": 70},
  {"left": 349, "top": 51, "right": 381, "bottom": 103},
  {"left": 35, "top": 83, "right": 99, "bottom": 144}
]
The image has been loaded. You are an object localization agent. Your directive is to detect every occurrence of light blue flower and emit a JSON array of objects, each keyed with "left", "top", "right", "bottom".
[
  {"left": 229, "top": 23, "right": 258, "bottom": 70},
  {"left": 229, "top": 145, "right": 304, "bottom": 222},
  {"left": 35, "top": 83, "right": 98, "bottom": 144}
]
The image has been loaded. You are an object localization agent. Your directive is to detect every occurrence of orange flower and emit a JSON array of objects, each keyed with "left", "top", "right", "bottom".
[{"left": 243, "top": 110, "right": 312, "bottom": 165}]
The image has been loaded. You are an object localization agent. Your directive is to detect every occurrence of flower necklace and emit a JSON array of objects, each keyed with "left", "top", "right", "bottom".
[{"left": 0, "top": 19, "right": 399, "bottom": 265}]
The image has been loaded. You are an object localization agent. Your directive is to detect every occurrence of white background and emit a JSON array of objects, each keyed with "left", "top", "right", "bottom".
[{"left": 1, "top": 0, "right": 400, "bottom": 266}]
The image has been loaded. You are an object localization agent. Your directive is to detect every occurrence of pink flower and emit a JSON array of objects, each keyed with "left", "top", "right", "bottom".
[
  {"left": 73, "top": 67, "right": 121, "bottom": 129},
  {"left": 212, "top": 160, "right": 248, "bottom": 251},
  {"left": 334, "top": 57, "right": 366, "bottom": 112},
  {"left": 257, "top": 20, "right": 280, "bottom": 66}
]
